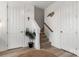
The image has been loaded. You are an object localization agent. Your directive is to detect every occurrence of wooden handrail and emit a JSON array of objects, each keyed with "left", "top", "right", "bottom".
[{"left": 44, "top": 23, "right": 53, "bottom": 32}]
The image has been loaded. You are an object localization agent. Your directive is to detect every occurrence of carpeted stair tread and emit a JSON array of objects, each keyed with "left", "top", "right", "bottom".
[
  {"left": 40, "top": 32, "right": 45, "bottom": 34},
  {"left": 40, "top": 32, "right": 52, "bottom": 49},
  {"left": 40, "top": 36, "right": 47, "bottom": 38},
  {"left": 40, "top": 38, "right": 49, "bottom": 43},
  {"left": 41, "top": 42, "right": 51, "bottom": 48},
  {"left": 41, "top": 42, "right": 51, "bottom": 45}
]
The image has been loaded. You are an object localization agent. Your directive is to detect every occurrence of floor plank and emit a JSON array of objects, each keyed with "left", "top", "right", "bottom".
[{"left": 0, "top": 46, "right": 77, "bottom": 57}]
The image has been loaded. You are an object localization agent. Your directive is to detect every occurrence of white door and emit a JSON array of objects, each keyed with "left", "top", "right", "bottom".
[
  {"left": 0, "top": 2, "right": 8, "bottom": 51},
  {"left": 60, "top": 2, "right": 77, "bottom": 53},
  {"left": 8, "top": 6, "right": 25, "bottom": 49}
]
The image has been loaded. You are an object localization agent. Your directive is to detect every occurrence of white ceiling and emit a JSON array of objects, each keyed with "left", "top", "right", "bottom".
[
  {"left": 8, "top": 1, "right": 54, "bottom": 9},
  {"left": 30, "top": 1, "right": 55, "bottom": 9}
]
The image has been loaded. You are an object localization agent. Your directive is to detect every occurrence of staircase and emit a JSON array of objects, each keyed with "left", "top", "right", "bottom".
[{"left": 40, "top": 32, "right": 51, "bottom": 49}]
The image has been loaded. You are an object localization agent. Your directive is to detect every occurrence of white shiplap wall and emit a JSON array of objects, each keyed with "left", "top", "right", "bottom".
[
  {"left": 44, "top": 1, "right": 79, "bottom": 56},
  {"left": 8, "top": 3, "right": 36, "bottom": 49},
  {"left": 0, "top": 2, "right": 40, "bottom": 51},
  {"left": 0, "top": 2, "right": 8, "bottom": 51}
]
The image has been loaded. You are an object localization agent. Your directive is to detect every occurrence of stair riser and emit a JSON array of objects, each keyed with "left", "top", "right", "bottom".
[
  {"left": 40, "top": 40, "right": 47, "bottom": 42},
  {"left": 41, "top": 45, "right": 51, "bottom": 48},
  {"left": 40, "top": 40, "right": 49, "bottom": 43},
  {"left": 40, "top": 44, "right": 51, "bottom": 46},
  {"left": 40, "top": 36, "right": 47, "bottom": 38},
  {"left": 40, "top": 39, "right": 48, "bottom": 41},
  {"left": 40, "top": 37, "right": 48, "bottom": 40},
  {"left": 40, "top": 42, "right": 51, "bottom": 46},
  {"left": 40, "top": 32, "right": 44, "bottom": 34}
]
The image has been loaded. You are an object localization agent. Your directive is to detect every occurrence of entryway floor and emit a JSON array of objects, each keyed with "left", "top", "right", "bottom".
[{"left": 0, "top": 46, "right": 77, "bottom": 57}]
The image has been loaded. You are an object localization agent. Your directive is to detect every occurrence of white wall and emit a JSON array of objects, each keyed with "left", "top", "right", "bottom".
[
  {"left": 44, "top": 1, "right": 79, "bottom": 56},
  {"left": 0, "top": 2, "right": 8, "bottom": 51},
  {"left": 45, "top": 2, "right": 66, "bottom": 48},
  {"left": 75, "top": 1, "right": 79, "bottom": 56},
  {"left": 8, "top": 2, "right": 40, "bottom": 49},
  {"left": 24, "top": 5, "right": 35, "bottom": 47},
  {"left": 0, "top": 2, "right": 40, "bottom": 51}
]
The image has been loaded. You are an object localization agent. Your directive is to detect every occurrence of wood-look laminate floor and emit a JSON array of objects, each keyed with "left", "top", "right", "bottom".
[{"left": 0, "top": 46, "right": 77, "bottom": 57}]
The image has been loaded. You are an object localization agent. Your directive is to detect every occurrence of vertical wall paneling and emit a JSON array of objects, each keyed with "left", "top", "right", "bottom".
[
  {"left": 75, "top": 1, "right": 79, "bottom": 56},
  {"left": 0, "top": 2, "right": 8, "bottom": 51},
  {"left": 45, "top": 2, "right": 63, "bottom": 48},
  {"left": 44, "top": 2, "right": 78, "bottom": 55},
  {"left": 24, "top": 5, "right": 35, "bottom": 47},
  {"left": 7, "top": 3, "right": 36, "bottom": 49},
  {"left": 0, "top": 2, "right": 40, "bottom": 50}
]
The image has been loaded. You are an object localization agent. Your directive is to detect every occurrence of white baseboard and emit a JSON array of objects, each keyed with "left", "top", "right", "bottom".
[{"left": 74, "top": 50, "right": 79, "bottom": 56}]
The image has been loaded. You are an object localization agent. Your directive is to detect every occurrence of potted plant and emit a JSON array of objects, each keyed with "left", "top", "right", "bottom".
[{"left": 25, "top": 29, "right": 36, "bottom": 48}]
